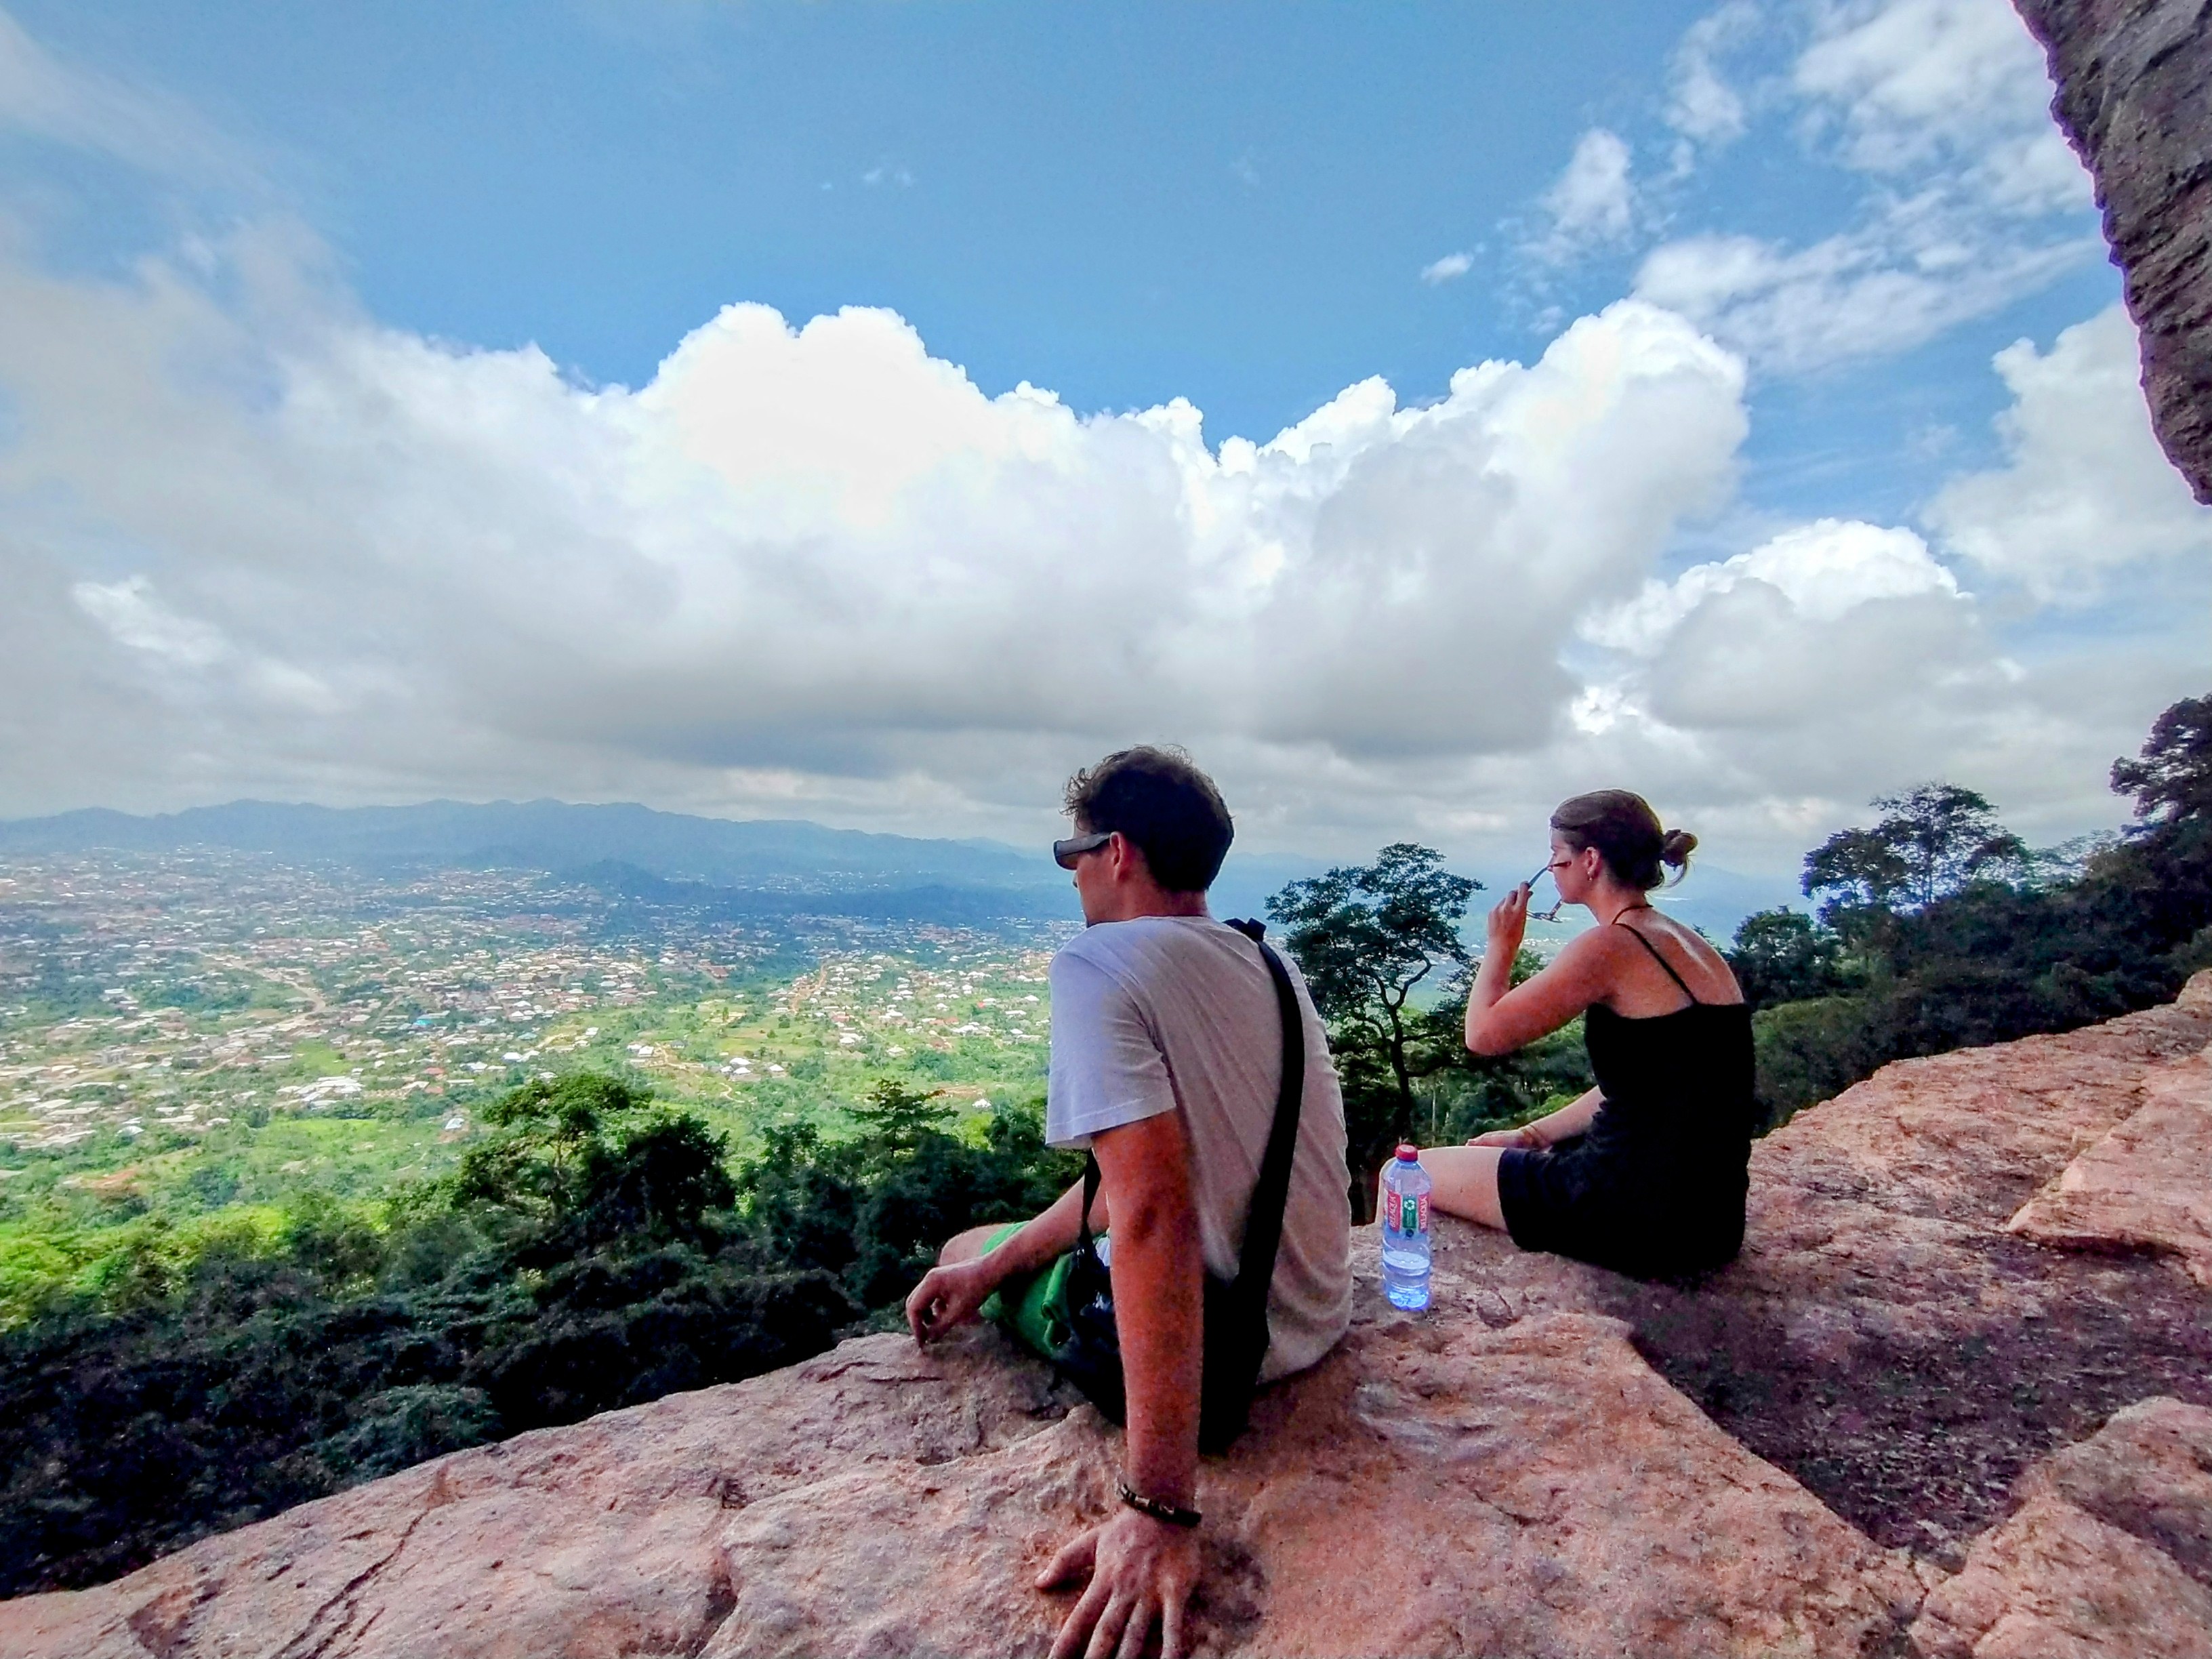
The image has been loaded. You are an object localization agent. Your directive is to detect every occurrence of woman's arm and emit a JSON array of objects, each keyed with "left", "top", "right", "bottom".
[
  {"left": 1465, "top": 890, "right": 1613, "bottom": 1056},
  {"left": 1470, "top": 1086, "right": 1601, "bottom": 1148}
]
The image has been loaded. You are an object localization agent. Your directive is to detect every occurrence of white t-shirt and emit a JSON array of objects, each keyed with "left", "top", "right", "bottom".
[{"left": 1046, "top": 914, "right": 1353, "bottom": 1382}]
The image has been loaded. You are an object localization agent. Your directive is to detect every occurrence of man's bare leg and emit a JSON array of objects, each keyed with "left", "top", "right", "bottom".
[
  {"left": 936, "top": 1176, "right": 1108, "bottom": 1268},
  {"left": 1421, "top": 1145, "right": 1511, "bottom": 1231},
  {"left": 937, "top": 1222, "right": 1010, "bottom": 1266}
]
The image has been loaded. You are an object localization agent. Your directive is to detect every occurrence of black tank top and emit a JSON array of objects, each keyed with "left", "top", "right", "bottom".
[{"left": 1578, "top": 921, "right": 1757, "bottom": 1191}]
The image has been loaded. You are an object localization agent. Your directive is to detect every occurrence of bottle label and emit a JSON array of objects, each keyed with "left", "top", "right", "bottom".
[{"left": 1389, "top": 1191, "right": 1429, "bottom": 1235}]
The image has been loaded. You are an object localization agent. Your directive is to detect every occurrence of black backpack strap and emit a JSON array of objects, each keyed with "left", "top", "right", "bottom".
[
  {"left": 1228, "top": 922, "right": 1306, "bottom": 1325},
  {"left": 1080, "top": 1147, "right": 1103, "bottom": 1250}
]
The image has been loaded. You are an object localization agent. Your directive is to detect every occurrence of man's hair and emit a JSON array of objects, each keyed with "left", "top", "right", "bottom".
[{"left": 1063, "top": 746, "right": 1234, "bottom": 894}]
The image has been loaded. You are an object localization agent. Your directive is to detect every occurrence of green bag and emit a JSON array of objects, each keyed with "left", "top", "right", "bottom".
[{"left": 978, "top": 1221, "right": 1083, "bottom": 1358}]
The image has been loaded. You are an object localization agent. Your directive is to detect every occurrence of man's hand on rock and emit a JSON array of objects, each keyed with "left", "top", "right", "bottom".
[
  {"left": 1039, "top": 1508, "right": 1200, "bottom": 1659},
  {"left": 904, "top": 1256, "right": 1000, "bottom": 1345}
]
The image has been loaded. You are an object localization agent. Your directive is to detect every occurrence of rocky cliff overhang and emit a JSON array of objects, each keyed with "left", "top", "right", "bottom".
[
  {"left": 5, "top": 972, "right": 2210, "bottom": 1656},
  {"left": 2015, "top": 0, "right": 2212, "bottom": 502}
]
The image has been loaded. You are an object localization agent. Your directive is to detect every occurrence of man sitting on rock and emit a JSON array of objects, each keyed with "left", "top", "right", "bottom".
[{"left": 907, "top": 745, "right": 1352, "bottom": 1659}]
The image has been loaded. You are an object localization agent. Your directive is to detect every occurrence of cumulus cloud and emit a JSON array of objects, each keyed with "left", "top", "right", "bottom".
[
  {"left": 1926, "top": 305, "right": 2212, "bottom": 604},
  {"left": 0, "top": 215, "right": 1762, "bottom": 825},
  {"left": 1555, "top": 512, "right": 2114, "bottom": 842},
  {"left": 0, "top": 213, "right": 2198, "bottom": 867},
  {"left": 1570, "top": 517, "right": 1994, "bottom": 773},
  {"left": 1583, "top": 519, "right": 1961, "bottom": 655}
]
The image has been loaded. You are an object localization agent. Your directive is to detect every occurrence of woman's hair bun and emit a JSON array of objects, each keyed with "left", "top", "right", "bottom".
[{"left": 1659, "top": 828, "right": 1698, "bottom": 869}]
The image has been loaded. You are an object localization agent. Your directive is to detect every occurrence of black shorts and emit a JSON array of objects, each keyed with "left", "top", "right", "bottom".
[{"left": 1496, "top": 1136, "right": 1743, "bottom": 1279}]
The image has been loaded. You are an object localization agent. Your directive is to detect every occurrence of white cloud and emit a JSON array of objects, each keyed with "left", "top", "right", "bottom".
[
  {"left": 1, "top": 207, "right": 2198, "bottom": 868},
  {"left": 1526, "top": 129, "right": 1637, "bottom": 264},
  {"left": 1795, "top": 0, "right": 2049, "bottom": 167},
  {"left": 1633, "top": 214, "right": 2095, "bottom": 373},
  {"left": 6, "top": 210, "right": 2192, "bottom": 872},
  {"left": 0, "top": 8, "right": 258, "bottom": 189},
  {"left": 1420, "top": 251, "right": 1473, "bottom": 285},
  {"left": 71, "top": 576, "right": 228, "bottom": 669},
  {"left": 0, "top": 217, "right": 1761, "bottom": 820},
  {"left": 1666, "top": 2, "right": 1761, "bottom": 149},
  {"left": 1925, "top": 305, "right": 2212, "bottom": 604},
  {"left": 1584, "top": 518, "right": 1961, "bottom": 655},
  {"left": 0, "top": 4, "right": 2200, "bottom": 876},
  {"left": 1563, "top": 516, "right": 2043, "bottom": 817},
  {"left": 1635, "top": 0, "right": 2095, "bottom": 373},
  {"left": 1793, "top": 0, "right": 2090, "bottom": 213}
]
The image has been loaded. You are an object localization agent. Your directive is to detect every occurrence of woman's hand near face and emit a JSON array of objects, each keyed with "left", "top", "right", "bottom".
[{"left": 1486, "top": 885, "right": 1530, "bottom": 959}]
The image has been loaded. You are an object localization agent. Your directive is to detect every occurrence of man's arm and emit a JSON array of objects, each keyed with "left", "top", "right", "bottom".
[
  {"left": 1092, "top": 1109, "right": 1202, "bottom": 1506},
  {"left": 907, "top": 1176, "right": 1105, "bottom": 1344},
  {"left": 1037, "top": 1107, "right": 1204, "bottom": 1659}
]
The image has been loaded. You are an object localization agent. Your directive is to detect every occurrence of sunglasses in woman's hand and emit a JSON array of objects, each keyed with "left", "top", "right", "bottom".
[{"left": 1523, "top": 860, "right": 1568, "bottom": 924}]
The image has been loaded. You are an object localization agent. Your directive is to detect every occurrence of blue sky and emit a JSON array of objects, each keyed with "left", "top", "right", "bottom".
[
  {"left": 13, "top": 3, "right": 1690, "bottom": 427},
  {"left": 0, "top": 0, "right": 2205, "bottom": 880}
]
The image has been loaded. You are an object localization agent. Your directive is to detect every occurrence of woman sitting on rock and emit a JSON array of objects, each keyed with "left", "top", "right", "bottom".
[{"left": 1423, "top": 790, "right": 1756, "bottom": 1277}]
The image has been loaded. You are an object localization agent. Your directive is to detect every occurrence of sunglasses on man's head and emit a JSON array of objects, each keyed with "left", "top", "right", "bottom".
[{"left": 1053, "top": 830, "right": 1115, "bottom": 869}]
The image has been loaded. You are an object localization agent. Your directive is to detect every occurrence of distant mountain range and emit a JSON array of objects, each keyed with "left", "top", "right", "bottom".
[
  {"left": 0, "top": 798, "right": 1051, "bottom": 887},
  {"left": 0, "top": 798, "right": 1792, "bottom": 938}
]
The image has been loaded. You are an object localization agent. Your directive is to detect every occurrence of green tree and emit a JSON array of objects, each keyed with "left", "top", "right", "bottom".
[
  {"left": 1804, "top": 784, "right": 2028, "bottom": 919},
  {"left": 735, "top": 1094, "right": 1077, "bottom": 1311},
  {"left": 1799, "top": 827, "right": 1911, "bottom": 918},
  {"left": 452, "top": 1073, "right": 650, "bottom": 1221},
  {"left": 1725, "top": 908, "right": 1856, "bottom": 1011},
  {"left": 2097, "top": 691, "right": 2212, "bottom": 972},
  {"left": 2114, "top": 694, "right": 2212, "bottom": 828},
  {"left": 1267, "top": 844, "right": 1479, "bottom": 1205},
  {"left": 849, "top": 1076, "right": 954, "bottom": 1153},
  {"left": 451, "top": 1073, "right": 734, "bottom": 1253}
]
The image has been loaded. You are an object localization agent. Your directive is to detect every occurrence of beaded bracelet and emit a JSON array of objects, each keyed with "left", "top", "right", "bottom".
[{"left": 1117, "top": 1479, "right": 1202, "bottom": 1529}]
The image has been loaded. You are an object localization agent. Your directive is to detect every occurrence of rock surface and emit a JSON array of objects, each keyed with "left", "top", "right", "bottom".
[
  {"left": 1910, "top": 1397, "right": 2212, "bottom": 1659},
  {"left": 0, "top": 1313, "right": 1922, "bottom": 1658},
  {"left": 2007, "top": 1040, "right": 2212, "bottom": 1285},
  {"left": 5, "top": 975, "right": 2211, "bottom": 1657},
  {"left": 2013, "top": 0, "right": 2212, "bottom": 502}
]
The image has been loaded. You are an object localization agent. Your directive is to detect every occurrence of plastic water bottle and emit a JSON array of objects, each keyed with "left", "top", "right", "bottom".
[{"left": 1379, "top": 1143, "right": 1432, "bottom": 1311}]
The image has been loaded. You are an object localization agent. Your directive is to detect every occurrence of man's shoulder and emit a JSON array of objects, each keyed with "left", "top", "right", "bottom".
[{"left": 1054, "top": 916, "right": 1250, "bottom": 979}]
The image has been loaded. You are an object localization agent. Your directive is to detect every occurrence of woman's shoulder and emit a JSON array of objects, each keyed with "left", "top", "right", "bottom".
[{"left": 1633, "top": 913, "right": 1744, "bottom": 1001}]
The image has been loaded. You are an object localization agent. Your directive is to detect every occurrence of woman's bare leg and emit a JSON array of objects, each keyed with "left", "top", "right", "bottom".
[{"left": 1421, "top": 1145, "right": 1510, "bottom": 1231}]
